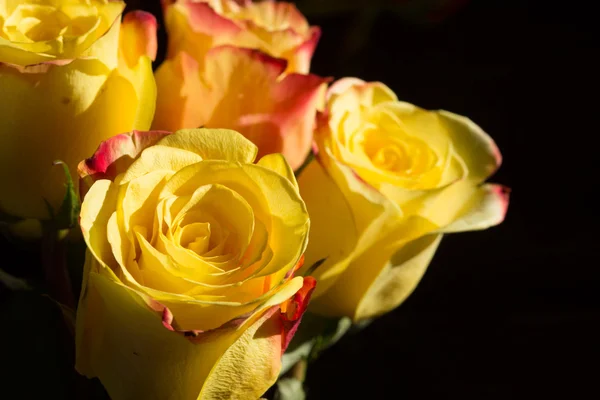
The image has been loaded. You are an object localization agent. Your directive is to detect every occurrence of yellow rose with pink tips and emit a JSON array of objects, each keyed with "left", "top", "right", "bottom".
[
  {"left": 76, "top": 127, "right": 315, "bottom": 399},
  {"left": 0, "top": 1, "right": 158, "bottom": 220},
  {"left": 153, "top": 0, "right": 327, "bottom": 172},
  {"left": 298, "top": 78, "right": 509, "bottom": 320},
  {"left": 161, "top": 0, "right": 320, "bottom": 74}
]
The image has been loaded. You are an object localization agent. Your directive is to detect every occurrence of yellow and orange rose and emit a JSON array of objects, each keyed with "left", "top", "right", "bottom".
[
  {"left": 76, "top": 128, "right": 315, "bottom": 399},
  {"left": 153, "top": 46, "right": 327, "bottom": 170},
  {"left": 153, "top": 0, "right": 327, "bottom": 171},
  {"left": 0, "top": 1, "right": 157, "bottom": 220},
  {"left": 298, "top": 78, "right": 509, "bottom": 320},
  {"left": 161, "top": 0, "right": 320, "bottom": 74}
]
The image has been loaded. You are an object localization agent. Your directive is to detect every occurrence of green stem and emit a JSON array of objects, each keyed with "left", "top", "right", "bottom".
[
  {"left": 41, "top": 229, "right": 75, "bottom": 310},
  {"left": 290, "top": 358, "right": 308, "bottom": 383},
  {"left": 41, "top": 228, "right": 93, "bottom": 399}
]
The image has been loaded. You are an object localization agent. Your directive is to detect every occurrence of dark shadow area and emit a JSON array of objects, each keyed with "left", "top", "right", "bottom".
[{"left": 298, "top": 0, "right": 599, "bottom": 398}]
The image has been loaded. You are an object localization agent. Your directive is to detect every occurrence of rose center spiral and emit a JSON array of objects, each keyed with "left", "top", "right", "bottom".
[{"left": 1, "top": 2, "right": 97, "bottom": 43}]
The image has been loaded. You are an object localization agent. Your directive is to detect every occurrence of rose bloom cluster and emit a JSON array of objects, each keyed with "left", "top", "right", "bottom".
[{"left": 0, "top": 0, "right": 509, "bottom": 399}]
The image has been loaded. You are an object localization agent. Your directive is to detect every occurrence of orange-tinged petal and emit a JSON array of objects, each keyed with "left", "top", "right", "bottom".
[
  {"left": 164, "top": 0, "right": 241, "bottom": 61},
  {"left": 439, "top": 183, "right": 510, "bottom": 233},
  {"left": 438, "top": 110, "right": 502, "bottom": 183},
  {"left": 154, "top": 46, "right": 328, "bottom": 170},
  {"left": 119, "top": 11, "right": 158, "bottom": 68},
  {"left": 152, "top": 51, "right": 204, "bottom": 132},
  {"left": 162, "top": 0, "right": 319, "bottom": 74},
  {"left": 78, "top": 130, "right": 171, "bottom": 197},
  {"left": 280, "top": 276, "right": 316, "bottom": 352},
  {"left": 282, "top": 26, "right": 320, "bottom": 74},
  {"left": 200, "top": 276, "right": 316, "bottom": 399}
]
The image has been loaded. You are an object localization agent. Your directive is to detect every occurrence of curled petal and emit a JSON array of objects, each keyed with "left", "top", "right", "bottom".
[
  {"left": 76, "top": 269, "right": 311, "bottom": 399},
  {"left": 78, "top": 130, "right": 171, "bottom": 198},
  {"left": 439, "top": 184, "right": 510, "bottom": 233},
  {"left": 119, "top": 11, "right": 158, "bottom": 68},
  {"left": 437, "top": 110, "right": 502, "bottom": 183},
  {"left": 280, "top": 276, "right": 316, "bottom": 352}
]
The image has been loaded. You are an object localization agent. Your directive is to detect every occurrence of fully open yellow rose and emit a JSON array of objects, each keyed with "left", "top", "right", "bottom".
[
  {"left": 0, "top": 1, "right": 157, "bottom": 219},
  {"left": 162, "top": 0, "right": 320, "bottom": 74},
  {"left": 298, "top": 78, "right": 509, "bottom": 320},
  {"left": 76, "top": 128, "right": 315, "bottom": 399}
]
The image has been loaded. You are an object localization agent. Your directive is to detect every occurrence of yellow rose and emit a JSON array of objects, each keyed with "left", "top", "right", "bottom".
[
  {"left": 298, "top": 78, "right": 509, "bottom": 320},
  {"left": 0, "top": 2, "right": 157, "bottom": 219},
  {"left": 162, "top": 0, "right": 320, "bottom": 74},
  {"left": 76, "top": 128, "right": 315, "bottom": 399}
]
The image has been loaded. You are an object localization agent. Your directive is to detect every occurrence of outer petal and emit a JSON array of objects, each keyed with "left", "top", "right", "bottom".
[
  {"left": 157, "top": 128, "right": 259, "bottom": 164},
  {"left": 163, "top": 1, "right": 241, "bottom": 61},
  {"left": 0, "top": 15, "right": 156, "bottom": 219},
  {"left": 402, "top": 179, "right": 507, "bottom": 231},
  {"left": 200, "top": 276, "right": 316, "bottom": 399},
  {"left": 78, "top": 130, "right": 171, "bottom": 197},
  {"left": 153, "top": 46, "right": 328, "bottom": 170},
  {"left": 79, "top": 180, "right": 120, "bottom": 269},
  {"left": 285, "top": 26, "right": 320, "bottom": 74},
  {"left": 439, "top": 184, "right": 510, "bottom": 233},
  {"left": 354, "top": 234, "right": 442, "bottom": 320},
  {"left": 310, "top": 230, "right": 441, "bottom": 320},
  {"left": 297, "top": 159, "right": 358, "bottom": 298},
  {"left": 119, "top": 11, "right": 158, "bottom": 68},
  {"left": 320, "top": 148, "right": 402, "bottom": 243},
  {"left": 163, "top": 0, "right": 319, "bottom": 74},
  {"left": 152, "top": 51, "right": 203, "bottom": 132},
  {"left": 326, "top": 77, "right": 367, "bottom": 100},
  {"left": 76, "top": 268, "right": 314, "bottom": 400},
  {"left": 257, "top": 153, "right": 299, "bottom": 190},
  {"left": 437, "top": 110, "right": 502, "bottom": 183},
  {"left": 0, "top": 61, "right": 133, "bottom": 217}
]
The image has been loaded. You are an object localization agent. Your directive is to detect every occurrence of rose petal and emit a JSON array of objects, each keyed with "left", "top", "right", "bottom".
[
  {"left": 78, "top": 130, "right": 170, "bottom": 197},
  {"left": 119, "top": 11, "right": 158, "bottom": 68},
  {"left": 437, "top": 110, "right": 502, "bottom": 183},
  {"left": 153, "top": 46, "right": 328, "bottom": 170},
  {"left": 439, "top": 183, "right": 510, "bottom": 233}
]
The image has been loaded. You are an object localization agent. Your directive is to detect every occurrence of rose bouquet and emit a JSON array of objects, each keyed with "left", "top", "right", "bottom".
[{"left": 0, "top": 1, "right": 508, "bottom": 399}]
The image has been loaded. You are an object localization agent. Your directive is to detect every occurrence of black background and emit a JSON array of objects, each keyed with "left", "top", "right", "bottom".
[
  {"left": 2, "top": 0, "right": 599, "bottom": 398},
  {"left": 291, "top": 1, "right": 600, "bottom": 398}
]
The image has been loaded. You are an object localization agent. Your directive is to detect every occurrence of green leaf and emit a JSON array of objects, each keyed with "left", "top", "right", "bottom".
[
  {"left": 0, "top": 267, "right": 31, "bottom": 291},
  {"left": 294, "top": 150, "right": 315, "bottom": 178},
  {"left": 48, "top": 160, "right": 80, "bottom": 230},
  {"left": 304, "top": 257, "right": 327, "bottom": 277},
  {"left": 281, "top": 340, "right": 314, "bottom": 376},
  {"left": 309, "top": 316, "right": 352, "bottom": 360},
  {"left": 43, "top": 294, "right": 76, "bottom": 336},
  {"left": 280, "top": 313, "right": 352, "bottom": 376},
  {"left": 274, "top": 378, "right": 306, "bottom": 400},
  {"left": 0, "top": 208, "right": 21, "bottom": 224}
]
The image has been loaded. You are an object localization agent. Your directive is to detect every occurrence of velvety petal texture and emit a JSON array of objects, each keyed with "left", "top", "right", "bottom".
[
  {"left": 299, "top": 78, "right": 509, "bottom": 320},
  {"left": 0, "top": 3, "right": 157, "bottom": 220},
  {"left": 76, "top": 128, "right": 315, "bottom": 399}
]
